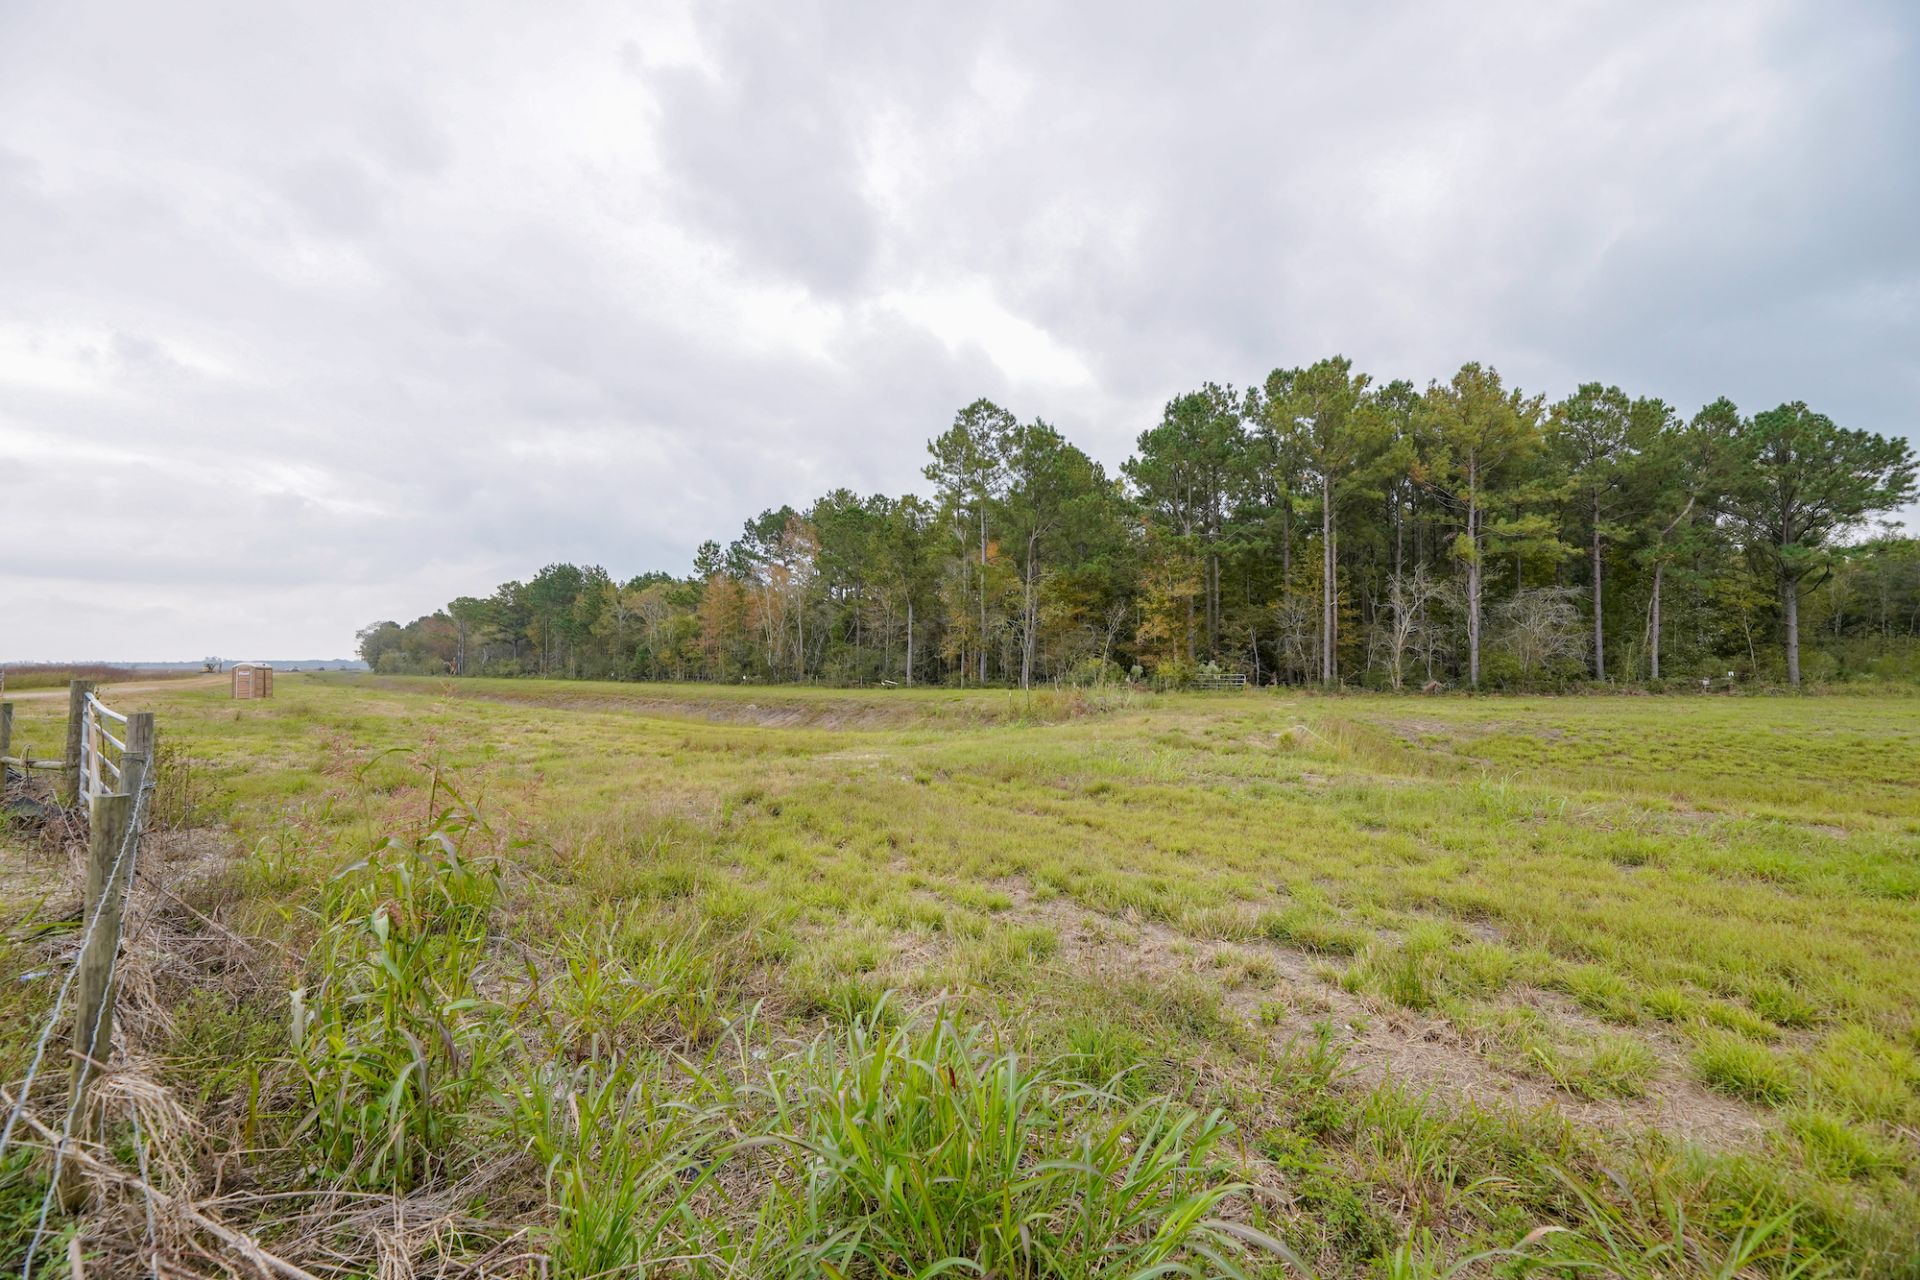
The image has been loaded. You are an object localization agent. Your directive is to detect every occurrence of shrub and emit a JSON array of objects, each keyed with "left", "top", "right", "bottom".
[
  {"left": 1060, "top": 655, "right": 1127, "bottom": 687},
  {"left": 1151, "top": 656, "right": 1198, "bottom": 690}
]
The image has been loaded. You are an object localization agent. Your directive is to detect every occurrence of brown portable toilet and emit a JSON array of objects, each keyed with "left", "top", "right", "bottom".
[{"left": 231, "top": 663, "right": 274, "bottom": 699}]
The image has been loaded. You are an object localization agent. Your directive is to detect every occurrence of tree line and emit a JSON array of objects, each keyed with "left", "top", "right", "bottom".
[{"left": 359, "top": 358, "right": 1918, "bottom": 690}]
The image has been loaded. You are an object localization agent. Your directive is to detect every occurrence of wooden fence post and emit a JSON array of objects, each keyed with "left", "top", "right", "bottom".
[
  {"left": 59, "top": 680, "right": 93, "bottom": 807},
  {"left": 60, "top": 790, "right": 134, "bottom": 1210},
  {"left": 122, "top": 712, "right": 154, "bottom": 799},
  {"left": 123, "top": 712, "right": 155, "bottom": 880},
  {"left": 1, "top": 701, "right": 12, "bottom": 761}
]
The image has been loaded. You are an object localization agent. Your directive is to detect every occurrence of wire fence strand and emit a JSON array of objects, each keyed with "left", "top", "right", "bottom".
[
  {"left": 17, "top": 771, "right": 153, "bottom": 1279},
  {"left": 0, "top": 777, "right": 146, "bottom": 1161},
  {"left": 0, "top": 688, "right": 156, "bottom": 1278}
]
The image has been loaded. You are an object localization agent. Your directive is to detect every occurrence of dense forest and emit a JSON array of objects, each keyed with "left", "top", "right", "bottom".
[{"left": 359, "top": 359, "right": 1918, "bottom": 690}]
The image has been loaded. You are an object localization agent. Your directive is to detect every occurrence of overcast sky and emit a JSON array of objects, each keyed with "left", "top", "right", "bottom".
[{"left": 3, "top": 1, "right": 1915, "bottom": 661}]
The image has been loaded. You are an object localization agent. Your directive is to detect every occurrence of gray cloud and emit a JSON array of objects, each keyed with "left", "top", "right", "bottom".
[{"left": 2, "top": 0, "right": 1914, "bottom": 660}]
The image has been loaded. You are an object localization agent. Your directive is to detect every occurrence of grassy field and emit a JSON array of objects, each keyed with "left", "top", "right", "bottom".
[
  {"left": 3, "top": 675, "right": 1917, "bottom": 1276},
  {"left": 0, "top": 664, "right": 202, "bottom": 692}
]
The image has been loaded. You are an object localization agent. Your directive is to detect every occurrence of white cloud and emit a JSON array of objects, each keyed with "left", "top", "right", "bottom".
[{"left": 881, "top": 280, "right": 1093, "bottom": 390}]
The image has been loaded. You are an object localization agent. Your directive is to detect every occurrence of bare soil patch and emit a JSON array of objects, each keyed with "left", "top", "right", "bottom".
[{"left": 1005, "top": 886, "right": 1770, "bottom": 1153}]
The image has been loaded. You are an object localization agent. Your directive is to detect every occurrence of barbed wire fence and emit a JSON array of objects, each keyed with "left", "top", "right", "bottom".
[{"left": 1, "top": 681, "right": 160, "bottom": 1276}]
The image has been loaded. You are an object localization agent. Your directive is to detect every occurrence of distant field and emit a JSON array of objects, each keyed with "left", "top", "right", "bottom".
[
  {"left": 0, "top": 663, "right": 203, "bottom": 691},
  {"left": 3, "top": 675, "right": 1917, "bottom": 1276}
]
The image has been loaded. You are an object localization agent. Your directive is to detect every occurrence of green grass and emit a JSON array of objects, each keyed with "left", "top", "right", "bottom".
[
  {"left": 2, "top": 674, "right": 1917, "bottom": 1276},
  {"left": 1695, "top": 1032, "right": 1800, "bottom": 1105}
]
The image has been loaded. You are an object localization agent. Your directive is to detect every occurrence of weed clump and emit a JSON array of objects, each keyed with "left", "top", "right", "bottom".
[
  {"left": 289, "top": 808, "right": 505, "bottom": 1190},
  {"left": 751, "top": 1004, "right": 1287, "bottom": 1277},
  {"left": 1341, "top": 925, "right": 1452, "bottom": 1010},
  {"left": 509, "top": 1052, "right": 737, "bottom": 1277},
  {"left": 1785, "top": 1108, "right": 1906, "bottom": 1183}
]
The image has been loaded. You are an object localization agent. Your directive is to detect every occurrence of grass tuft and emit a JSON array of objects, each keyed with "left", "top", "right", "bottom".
[
  {"left": 1693, "top": 1032, "right": 1799, "bottom": 1105},
  {"left": 1258, "top": 904, "right": 1369, "bottom": 956}
]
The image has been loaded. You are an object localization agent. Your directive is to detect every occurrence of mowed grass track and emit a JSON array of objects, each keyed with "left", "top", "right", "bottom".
[{"left": 3, "top": 675, "right": 1917, "bottom": 1275}]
